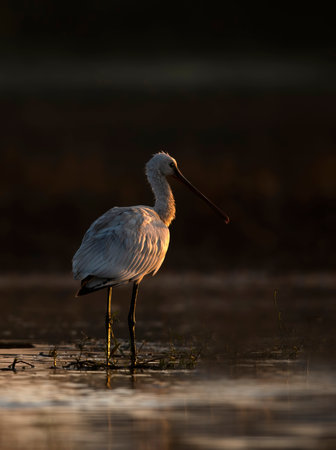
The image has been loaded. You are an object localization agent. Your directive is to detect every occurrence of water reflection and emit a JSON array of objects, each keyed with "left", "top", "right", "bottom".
[
  {"left": 0, "top": 272, "right": 336, "bottom": 449},
  {"left": 0, "top": 344, "right": 336, "bottom": 450}
]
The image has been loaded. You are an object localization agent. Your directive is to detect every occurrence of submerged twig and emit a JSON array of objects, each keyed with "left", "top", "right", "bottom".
[{"left": 0, "top": 357, "right": 35, "bottom": 372}]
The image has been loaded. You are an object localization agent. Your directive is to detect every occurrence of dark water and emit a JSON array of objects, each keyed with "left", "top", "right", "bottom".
[{"left": 0, "top": 272, "right": 335, "bottom": 449}]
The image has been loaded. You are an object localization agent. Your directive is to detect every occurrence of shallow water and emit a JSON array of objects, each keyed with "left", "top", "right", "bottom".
[{"left": 0, "top": 272, "right": 335, "bottom": 449}]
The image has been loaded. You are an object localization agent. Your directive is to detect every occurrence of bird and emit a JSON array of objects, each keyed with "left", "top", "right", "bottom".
[{"left": 72, "top": 152, "right": 229, "bottom": 367}]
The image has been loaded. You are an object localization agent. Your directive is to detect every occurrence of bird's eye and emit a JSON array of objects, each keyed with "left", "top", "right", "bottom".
[{"left": 169, "top": 162, "right": 175, "bottom": 168}]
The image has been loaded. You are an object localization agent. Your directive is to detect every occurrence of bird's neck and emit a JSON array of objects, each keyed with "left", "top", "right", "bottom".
[{"left": 148, "top": 172, "right": 176, "bottom": 226}]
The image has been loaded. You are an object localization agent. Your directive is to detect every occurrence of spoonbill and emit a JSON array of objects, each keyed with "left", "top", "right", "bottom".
[{"left": 72, "top": 152, "right": 229, "bottom": 367}]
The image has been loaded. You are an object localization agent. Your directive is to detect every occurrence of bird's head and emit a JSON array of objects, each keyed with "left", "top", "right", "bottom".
[
  {"left": 146, "top": 151, "right": 230, "bottom": 224},
  {"left": 146, "top": 152, "right": 178, "bottom": 177}
]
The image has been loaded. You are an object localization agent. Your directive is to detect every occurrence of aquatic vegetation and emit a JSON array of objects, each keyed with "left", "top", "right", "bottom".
[
  {"left": 48, "top": 346, "right": 58, "bottom": 368},
  {"left": 273, "top": 289, "right": 303, "bottom": 360},
  {"left": 46, "top": 335, "right": 204, "bottom": 372}
]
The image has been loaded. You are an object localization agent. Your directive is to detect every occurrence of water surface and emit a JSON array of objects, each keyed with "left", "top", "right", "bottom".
[{"left": 0, "top": 272, "right": 335, "bottom": 449}]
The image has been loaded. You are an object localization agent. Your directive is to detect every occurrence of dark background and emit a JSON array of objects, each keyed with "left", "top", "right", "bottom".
[{"left": 0, "top": 2, "right": 335, "bottom": 273}]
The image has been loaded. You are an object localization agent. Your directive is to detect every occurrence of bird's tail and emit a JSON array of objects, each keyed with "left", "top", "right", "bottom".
[{"left": 75, "top": 275, "right": 117, "bottom": 297}]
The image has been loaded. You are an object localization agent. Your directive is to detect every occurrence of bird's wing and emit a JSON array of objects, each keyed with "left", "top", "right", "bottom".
[{"left": 72, "top": 206, "right": 169, "bottom": 283}]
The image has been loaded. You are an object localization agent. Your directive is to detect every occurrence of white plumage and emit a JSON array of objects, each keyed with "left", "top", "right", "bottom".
[{"left": 73, "top": 206, "right": 170, "bottom": 292}]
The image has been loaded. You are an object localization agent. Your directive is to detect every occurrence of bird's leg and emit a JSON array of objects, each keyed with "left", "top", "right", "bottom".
[
  {"left": 106, "top": 287, "right": 113, "bottom": 367},
  {"left": 128, "top": 281, "right": 140, "bottom": 367}
]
